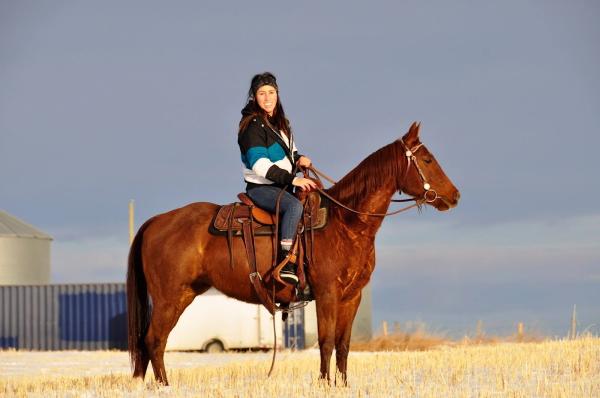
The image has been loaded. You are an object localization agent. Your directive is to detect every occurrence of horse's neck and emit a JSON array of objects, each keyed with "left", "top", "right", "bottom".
[
  {"left": 330, "top": 173, "right": 398, "bottom": 236},
  {"left": 326, "top": 140, "right": 405, "bottom": 235},
  {"left": 351, "top": 182, "right": 396, "bottom": 231}
]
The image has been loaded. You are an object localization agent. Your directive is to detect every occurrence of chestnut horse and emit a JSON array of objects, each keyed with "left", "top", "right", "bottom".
[{"left": 127, "top": 122, "right": 460, "bottom": 385}]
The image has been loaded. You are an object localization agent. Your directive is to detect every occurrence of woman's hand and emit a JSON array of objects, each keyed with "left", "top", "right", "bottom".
[
  {"left": 292, "top": 177, "right": 318, "bottom": 191},
  {"left": 296, "top": 156, "right": 312, "bottom": 168}
]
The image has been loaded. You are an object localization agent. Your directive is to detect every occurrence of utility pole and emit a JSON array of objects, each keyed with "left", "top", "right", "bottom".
[
  {"left": 129, "top": 199, "right": 135, "bottom": 245},
  {"left": 570, "top": 304, "right": 577, "bottom": 339}
]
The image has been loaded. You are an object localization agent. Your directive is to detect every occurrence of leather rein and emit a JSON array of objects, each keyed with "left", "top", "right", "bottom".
[{"left": 306, "top": 139, "right": 439, "bottom": 217}]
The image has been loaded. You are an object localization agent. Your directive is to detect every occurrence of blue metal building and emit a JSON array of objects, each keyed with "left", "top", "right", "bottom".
[
  {"left": 0, "top": 284, "right": 127, "bottom": 350},
  {"left": 1, "top": 283, "right": 306, "bottom": 350}
]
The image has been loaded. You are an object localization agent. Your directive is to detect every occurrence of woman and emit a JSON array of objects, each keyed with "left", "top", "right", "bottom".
[{"left": 238, "top": 72, "right": 317, "bottom": 284}]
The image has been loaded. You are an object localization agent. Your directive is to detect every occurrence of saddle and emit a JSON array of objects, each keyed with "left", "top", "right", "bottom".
[
  {"left": 209, "top": 189, "right": 328, "bottom": 315},
  {"left": 211, "top": 192, "right": 327, "bottom": 235}
]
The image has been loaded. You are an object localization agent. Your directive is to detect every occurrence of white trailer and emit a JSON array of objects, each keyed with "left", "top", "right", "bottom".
[{"left": 166, "top": 288, "right": 281, "bottom": 352}]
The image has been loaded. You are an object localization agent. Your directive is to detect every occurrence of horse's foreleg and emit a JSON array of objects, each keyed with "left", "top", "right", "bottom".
[
  {"left": 316, "top": 292, "right": 338, "bottom": 382},
  {"left": 145, "top": 290, "right": 196, "bottom": 385},
  {"left": 334, "top": 293, "right": 361, "bottom": 386}
]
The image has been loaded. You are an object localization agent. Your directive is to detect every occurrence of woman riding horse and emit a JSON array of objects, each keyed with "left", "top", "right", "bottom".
[
  {"left": 127, "top": 112, "right": 460, "bottom": 386},
  {"left": 238, "top": 72, "right": 317, "bottom": 284}
]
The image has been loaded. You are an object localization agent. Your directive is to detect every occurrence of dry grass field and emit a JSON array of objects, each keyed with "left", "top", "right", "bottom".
[
  {"left": 1, "top": 337, "right": 599, "bottom": 397},
  {"left": 352, "top": 325, "right": 543, "bottom": 352}
]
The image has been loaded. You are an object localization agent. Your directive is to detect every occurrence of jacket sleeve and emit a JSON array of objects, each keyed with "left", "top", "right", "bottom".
[{"left": 238, "top": 121, "right": 295, "bottom": 185}]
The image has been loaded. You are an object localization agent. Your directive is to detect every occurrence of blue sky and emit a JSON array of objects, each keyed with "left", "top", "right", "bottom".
[{"left": 1, "top": 1, "right": 599, "bottom": 336}]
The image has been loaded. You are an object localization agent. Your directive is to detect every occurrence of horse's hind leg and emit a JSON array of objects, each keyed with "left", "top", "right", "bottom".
[
  {"left": 145, "top": 288, "right": 199, "bottom": 385},
  {"left": 133, "top": 346, "right": 150, "bottom": 380}
]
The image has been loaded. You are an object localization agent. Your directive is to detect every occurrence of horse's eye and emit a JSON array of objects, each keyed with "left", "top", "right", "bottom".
[{"left": 424, "top": 158, "right": 432, "bottom": 164}]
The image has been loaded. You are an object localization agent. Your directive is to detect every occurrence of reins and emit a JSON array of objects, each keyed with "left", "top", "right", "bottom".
[
  {"left": 314, "top": 180, "right": 424, "bottom": 216},
  {"left": 305, "top": 139, "right": 441, "bottom": 216},
  {"left": 267, "top": 172, "right": 311, "bottom": 377}
]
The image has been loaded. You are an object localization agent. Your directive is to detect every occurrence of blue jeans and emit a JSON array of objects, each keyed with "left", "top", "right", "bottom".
[{"left": 247, "top": 185, "right": 303, "bottom": 242}]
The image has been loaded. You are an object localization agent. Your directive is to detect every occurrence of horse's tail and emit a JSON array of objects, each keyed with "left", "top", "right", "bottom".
[{"left": 126, "top": 217, "right": 155, "bottom": 377}]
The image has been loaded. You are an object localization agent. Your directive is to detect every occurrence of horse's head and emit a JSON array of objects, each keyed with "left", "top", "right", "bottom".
[{"left": 397, "top": 122, "right": 460, "bottom": 211}]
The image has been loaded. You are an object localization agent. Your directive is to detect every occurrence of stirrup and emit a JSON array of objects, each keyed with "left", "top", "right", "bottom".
[{"left": 274, "top": 253, "right": 298, "bottom": 285}]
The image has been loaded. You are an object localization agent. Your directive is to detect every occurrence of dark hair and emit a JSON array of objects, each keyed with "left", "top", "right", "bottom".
[{"left": 238, "top": 72, "right": 291, "bottom": 136}]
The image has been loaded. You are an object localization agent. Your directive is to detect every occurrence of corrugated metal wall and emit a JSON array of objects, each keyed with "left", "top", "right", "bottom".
[
  {"left": 0, "top": 284, "right": 127, "bottom": 350},
  {"left": 1, "top": 283, "right": 313, "bottom": 351}
]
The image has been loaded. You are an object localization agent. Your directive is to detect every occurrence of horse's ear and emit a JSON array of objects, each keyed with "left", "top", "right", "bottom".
[{"left": 402, "top": 121, "right": 421, "bottom": 145}]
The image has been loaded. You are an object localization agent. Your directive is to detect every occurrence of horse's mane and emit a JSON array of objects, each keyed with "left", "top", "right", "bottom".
[{"left": 326, "top": 140, "right": 403, "bottom": 209}]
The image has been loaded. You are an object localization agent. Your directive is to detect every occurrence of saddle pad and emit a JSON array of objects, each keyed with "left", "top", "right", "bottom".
[{"left": 210, "top": 203, "right": 328, "bottom": 237}]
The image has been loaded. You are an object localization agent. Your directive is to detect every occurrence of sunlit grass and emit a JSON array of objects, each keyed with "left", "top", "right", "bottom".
[
  {"left": 1, "top": 337, "right": 599, "bottom": 397},
  {"left": 352, "top": 321, "right": 544, "bottom": 351}
]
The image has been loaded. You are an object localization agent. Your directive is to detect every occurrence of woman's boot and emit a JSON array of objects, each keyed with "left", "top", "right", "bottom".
[{"left": 278, "top": 249, "right": 299, "bottom": 285}]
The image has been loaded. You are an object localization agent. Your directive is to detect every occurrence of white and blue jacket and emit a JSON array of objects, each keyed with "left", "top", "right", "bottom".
[{"left": 238, "top": 117, "right": 301, "bottom": 189}]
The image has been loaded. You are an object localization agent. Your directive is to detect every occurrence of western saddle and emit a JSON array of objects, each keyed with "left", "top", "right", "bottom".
[{"left": 210, "top": 189, "right": 327, "bottom": 314}]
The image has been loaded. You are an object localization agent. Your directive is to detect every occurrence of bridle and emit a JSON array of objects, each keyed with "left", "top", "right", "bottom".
[
  {"left": 306, "top": 139, "right": 439, "bottom": 217},
  {"left": 399, "top": 139, "right": 439, "bottom": 204}
]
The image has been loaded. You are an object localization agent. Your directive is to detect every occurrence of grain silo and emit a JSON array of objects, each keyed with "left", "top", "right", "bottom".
[{"left": 0, "top": 210, "right": 52, "bottom": 285}]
